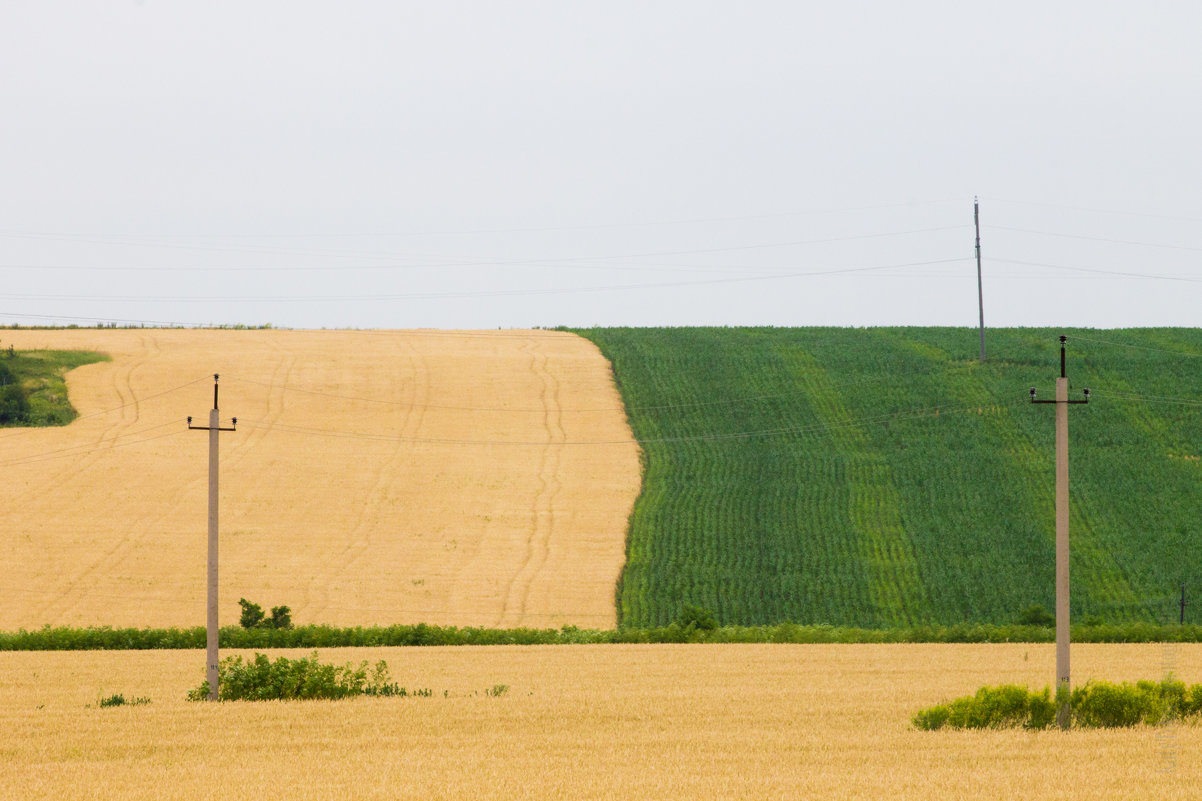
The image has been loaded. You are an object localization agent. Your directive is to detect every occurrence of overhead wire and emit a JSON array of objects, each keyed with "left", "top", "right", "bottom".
[
  {"left": 988, "top": 258, "right": 1198, "bottom": 283},
  {"left": 230, "top": 399, "right": 1026, "bottom": 448},
  {"left": 990, "top": 225, "right": 1202, "bottom": 255},
  {"left": 1069, "top": 334, "right": 1202, "bottom": 357},
  {"left": 0, "top": 375, "right": 211, "bottom": 441},
  {"left": 0, "top": 423, "right": 187, "bottom": 467},
  {"left": 0, "top": 197, "right": 962, "bottom": 246},
  {"left": 984, "top": 197, "right": 1202, "bottom": 226},
  {"left": 0, "top": 256, "right": 971, "bottom": 303},
  {"left": 1085, "top": 390, "right": 1202, "bottom": 409},
  {"left": 0, "top": 389, "right": 1020, "bottom": 464},
  {"left": 0, "top": 223, "right": 969, "bottom": 274},
  {"left": 223, "top": 364, "right": 981, "bottom": 414}
]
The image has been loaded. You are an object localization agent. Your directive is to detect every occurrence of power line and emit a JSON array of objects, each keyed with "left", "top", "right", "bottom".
[
  {"left": 0, "top": 314, "right": 578, "bottom": 333},
  {"left": 224, "top": 366, "right": 955, "bottom": 414},
  {"left": 0, "top": 224, "right": 969, "bottom": 274},
  {"left": 0, "top": 376, "right": 211, "bottom": 443},
  {"left": 1069, "top": 334, "right": 1202, "bottom": 357},
  {"left": 0, "top": 198, "right": 962, "bottom": 245},
  {"left": 985, "top": 197, "right": 1202, "bottom": 226},
  {"left": 0, "top": 256, "right": 970, "bottom": 304},
  {"left": 1086, "top": 390, "right": 1202, "bottom": 408},
  {"left": 226, "top": 374, "right": 805, "bottom": 413},
  {"left": 0, "top": 311, "right": 206, "bottom": 327},
  {"left": 0, "top": 426, "right": 186, "bottom": 467},
  {"left": 231, "top": 400, "right": 1022, "bottom": 448},
  {"left": 988, "top": 258, "right": 1197, "bottom": 283},
  {"left": 991, "top": 225, "right": 1202, "bottom": 255}
]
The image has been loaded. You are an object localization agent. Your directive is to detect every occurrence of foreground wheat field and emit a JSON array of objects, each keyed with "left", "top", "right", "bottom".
[
  {"left": 1, "top": 643, "right": 1197, "bottom": 800},
  {"left": 0, "top": 329, "right": 640, "bottom": 630}
]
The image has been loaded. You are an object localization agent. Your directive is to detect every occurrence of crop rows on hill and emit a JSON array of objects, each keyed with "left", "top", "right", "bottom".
[{"left": 574, "top": 327, "right": 1202, "bottom": 628}]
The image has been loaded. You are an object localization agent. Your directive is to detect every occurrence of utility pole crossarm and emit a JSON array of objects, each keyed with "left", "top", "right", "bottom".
[
  {"left": 1031, "top": 396, "right": 1090, "bottom": 406},
  {"left": 189, "top": 419, "right": 238, "bottom": 432},
  {"left": 188, "top": 373, "right": 238, "bottom": 431}
]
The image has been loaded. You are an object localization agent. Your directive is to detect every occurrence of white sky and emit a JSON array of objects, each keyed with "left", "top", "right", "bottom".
[{"left": 2, "top": 1, "right": 1200, "bottom": 329}]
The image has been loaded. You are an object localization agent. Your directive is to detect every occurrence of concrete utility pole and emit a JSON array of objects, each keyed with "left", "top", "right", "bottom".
[
  {"left": 975, "top": 197, "right": 986, "bottom": 363},
  {"left": 188, "top": 375, "right": 237, "bottom": 701},
  {"left": 1030, "top": 336, "right": 1089, "bottom": 729}
]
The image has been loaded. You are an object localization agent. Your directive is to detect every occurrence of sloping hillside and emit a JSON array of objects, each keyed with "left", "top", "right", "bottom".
[
  {"left": 576, "top": 327, "right": 1202, "bottom": 628},
  {"left": 0, "top": 329, "right": 640, "bottom": 630}
]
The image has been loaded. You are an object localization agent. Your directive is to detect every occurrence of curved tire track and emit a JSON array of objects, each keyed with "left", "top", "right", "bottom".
[
  {"left": 36, "top": 334, "right": 166, "bottom": 623},
  {"left": 302, "top": 335, "right": 428, "bottom": 622},
  {"left": 497, "top": 339, "right": 565, "bottom": 627}
]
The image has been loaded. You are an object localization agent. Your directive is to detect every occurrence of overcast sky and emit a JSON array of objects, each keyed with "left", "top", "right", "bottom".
[{"left": 2, "top": 2, "right": 1200, "bottom": 330}]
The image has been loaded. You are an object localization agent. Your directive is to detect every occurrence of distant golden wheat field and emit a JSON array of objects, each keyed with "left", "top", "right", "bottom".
[
  {"left": 1, "top": 643, "right": 1198, "bottom": 800},
  {"left": 0, "top": 329, "right": 640, "bottom": 630}
]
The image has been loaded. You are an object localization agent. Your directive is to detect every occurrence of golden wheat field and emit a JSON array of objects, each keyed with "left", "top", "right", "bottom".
[
  {"left": 0, "top": 329, "right": 640, "bottom": 630},
  {"left": 1, "top": 643, "right": 1198, "bottom": 800}
]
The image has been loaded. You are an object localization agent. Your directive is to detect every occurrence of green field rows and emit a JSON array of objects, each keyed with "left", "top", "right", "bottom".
[{"left": 574, "top": 327, "right": 1202, "bottom": 628}]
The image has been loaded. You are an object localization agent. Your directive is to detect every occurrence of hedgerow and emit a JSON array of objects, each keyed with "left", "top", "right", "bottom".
[{"left": 5, "top": 621, "right": 1202, "bottom": 651}]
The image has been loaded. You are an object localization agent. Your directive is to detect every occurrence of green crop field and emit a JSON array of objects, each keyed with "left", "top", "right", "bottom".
[{"left": 574, "top": 327, "right": 1202, "bottom": 629}]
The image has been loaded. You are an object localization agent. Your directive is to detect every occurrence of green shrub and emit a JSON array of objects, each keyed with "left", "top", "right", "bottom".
[
  {"left": 98, "top": 693, "right": 150, "bottom": 708},
  {"left": 939, "top": 685, "right": 1053, "bottom": 730},
  {"left": 915, "top": 679, "right": 1202, "bottom": 730},
  {"left": 238, "top": 599, "right": 265, "bottom": 628},
  {"left": 269, "top": 605, "right": 292, "bottom": 630},
  {"left": 1185, "top": 684, "right": 1202, "bottom": 716},
  {"left": 0, "top": 362, "right": 29, "bottom": 424},
  {"left": 1015, "top": 605, "right": 1055, "bottom": 627},
  {"left": 911, "top": 704, "right": 950, "bottom": 730},
  {"left": 676, "top": 604, "right": 719, "bottom": 631},
  {"left": 238, "top": 599, "right": 293, "bottom": 630},
  {"left": 1071, "top": 680, "right": 1164, "bottom": 727},
  {"left": 186, "top": 651, "right": 426, "bottom": 702}
]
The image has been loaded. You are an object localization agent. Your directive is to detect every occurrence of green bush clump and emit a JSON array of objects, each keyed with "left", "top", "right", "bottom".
[
  {"left": 0, "top": 361, "right": 30, "bottom": 424},
  {"left": 1015, "top": 605, "right": 1055, "bottom": 627},
  {"left": 913, "top": 685, "right": 1056, "bottom": 730},
  {"left": 238, "top": 599, "right": 293, "bottom": 630},
  {"left": 187, "top": 652, "right": 428, "bottom": 702},
  {"left": 98, "top": 693, "right": 150, "bottom": 708},
  {"left": 914, "top": 679, "right": 1202, "bottom": 730}
]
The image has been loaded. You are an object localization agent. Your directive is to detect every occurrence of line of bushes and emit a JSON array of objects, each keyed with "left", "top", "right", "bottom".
[
  {"left": 5, "top": 621, "right": 1202, "bottom": 651},
  {"left": 914, "top": 679, "right": 1202, "bottom": 730}
]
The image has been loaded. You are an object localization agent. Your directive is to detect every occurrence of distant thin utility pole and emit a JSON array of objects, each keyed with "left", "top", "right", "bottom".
[
  {"left": 1181, "top": 583, "right": 1188, "bottom": 625},
  {"left": 975, "top": 197, "right": 985, "bottom": 363},
  {"left": 188, "top": 375, "right": 237, "bottom": 702},
  {"left": 1030, "top": 336, "right": 1089, "bottom": 729}
]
